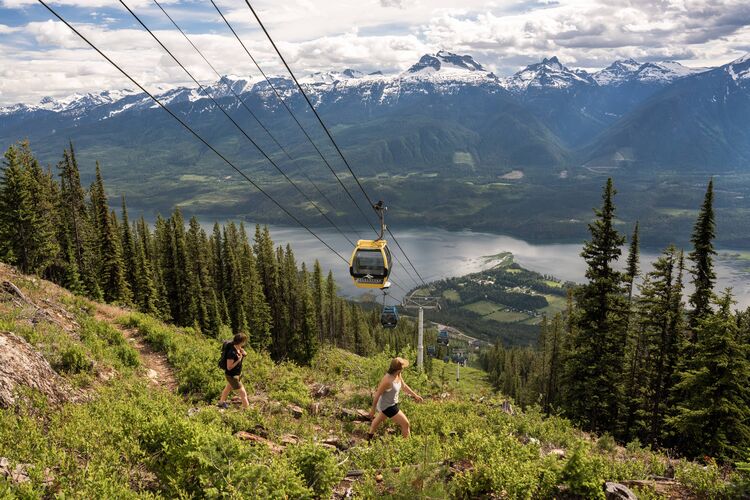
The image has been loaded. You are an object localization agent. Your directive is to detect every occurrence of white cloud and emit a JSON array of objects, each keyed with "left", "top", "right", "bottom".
[{"left": 0, "top": 0, "right": 748, "bottom": 105}]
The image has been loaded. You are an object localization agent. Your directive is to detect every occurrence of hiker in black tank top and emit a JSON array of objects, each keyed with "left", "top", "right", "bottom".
[
  {"left": 368, "top": 357, "right": 423, "bottom": 439},
  {"left": 218, "top": 333, "right": 249, "bottom": 409}
]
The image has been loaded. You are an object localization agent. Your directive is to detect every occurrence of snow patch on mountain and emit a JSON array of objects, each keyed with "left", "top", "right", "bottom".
[
  {"left": 502, "top": 56, "right": 592, "bottom": 93},
  {"left": 725, "top": 53, "right": 750, "bottom": 81},
  {"left": 593, "top": 59, "right": 706, "bottom": 86}
]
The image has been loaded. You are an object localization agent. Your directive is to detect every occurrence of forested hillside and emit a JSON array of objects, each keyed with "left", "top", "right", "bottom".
[
  {"left": 1, "top": 261, "right": 748, "bottom": 498},
  {"left": 2, "top": 139, "right": 750, "bottom": 498},
  {"left": 0, "top": 140, "right": 421, "bottom": 366},
  {"left": 480, "top": 179, "right": 750, "bottom": 464}
]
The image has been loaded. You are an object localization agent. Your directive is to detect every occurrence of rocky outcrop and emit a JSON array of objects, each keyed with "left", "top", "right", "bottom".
[{"left": 0, "top": 331, "right": 80, "bottom": 408}]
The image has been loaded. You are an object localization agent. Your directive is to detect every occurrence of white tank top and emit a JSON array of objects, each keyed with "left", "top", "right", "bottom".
[{"left": 377, "top": 378, "right": 401, "bottom": 411}]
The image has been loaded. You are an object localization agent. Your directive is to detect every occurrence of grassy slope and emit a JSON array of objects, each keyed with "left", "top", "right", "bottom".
[{"left": 0, "top": 265, "right": 745, "bottom": 499}]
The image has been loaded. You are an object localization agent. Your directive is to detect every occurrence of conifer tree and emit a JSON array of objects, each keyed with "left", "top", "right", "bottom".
[
  {"left": 325, "top": 271, "right": 337, "bottom": 344},
  {"left": 312, "top": 260, "right": 325, "bottom": 343},
  {"left": 688, "top": 179, "right": 717, "bottom": 329},
  {"left": 632, "top": 246, "right": 685, "bottom": 444},
  {"left": 154, "top": 214, "right": 177, "bottom": 321},
  {"left": 133, "top": 225, "right": 159, "bottom": 315},
  {"left": 170, "top": 209, "right": 197, "bottom": 326},
  {"left": 120, "top": 197, "right": 138, "bottom": 299},
  {"left": 669, "top": 292, "right": 750, "bottom": 460},
  {"left": 223, "top": 225, "right": 248, "bottom": 335},
  {"left": 295, "top": 262, "right": 318, "bottom": 364},
  {"left": 90, "top": 164, "right": 131, "bottom": 304},
  {"left": 624, "top": 222, "right": 640, "bottom": 310},
  {"left": 238, "top": 225, "right": 271, "bottom": 349},
  {"left": 0, "top": 145, "right": 34, "bottom": 272},
  {"left": 186, "top": 217, "right": 214, "bottom": 335},
  {"left": 564, "top": 178, "right": 627, "bottom": 432},
  {"left": 254, "top": 225, "right": 282, "bottom": 356},
  {"left": 0, "top": 143, "right": 58, "bottom": 275}
]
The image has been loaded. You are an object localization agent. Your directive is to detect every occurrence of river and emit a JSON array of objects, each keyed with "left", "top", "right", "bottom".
[{"left": 219, "top": 224, "right": 750, "bottom": 309}]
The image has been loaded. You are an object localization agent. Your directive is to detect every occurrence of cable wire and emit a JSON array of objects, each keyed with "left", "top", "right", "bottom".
[
  {"left": 153, "top": 0, "right": 362, "bottom": 241},
  {"left": 242, "top": 0, "right": 428, "bottom": 286},
  {"left": 119, "top": 0, "right": 357, "bottom": 249},
  {"left": 37, "top": 0, "right": 349, "bottom": 265},
  {"left": 211, "top": 0, "right": 377, "bottom": 238},
  {"left": 215, "top": 0, "right": 421, "bottom": 289},
  {"left": 38, "top": 0, "right": 413, "bottom": 295}
]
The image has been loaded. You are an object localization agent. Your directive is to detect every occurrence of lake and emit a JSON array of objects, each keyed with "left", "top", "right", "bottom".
[{"left": 219, "top": 224, "right": 750, "bottom": 309}]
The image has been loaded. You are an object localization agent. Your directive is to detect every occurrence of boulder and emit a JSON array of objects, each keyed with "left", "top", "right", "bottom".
[
  {"left": 0, "top": 331, "right": 82, "bottom": 408},
  {"left": 604, "top": 482, "right": 638, "bottom": 500}
]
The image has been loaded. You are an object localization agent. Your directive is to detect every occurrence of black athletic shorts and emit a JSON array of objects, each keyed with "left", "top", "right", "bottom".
[{"left": 382, "top": 404, "right": 400, "bottom": 418}]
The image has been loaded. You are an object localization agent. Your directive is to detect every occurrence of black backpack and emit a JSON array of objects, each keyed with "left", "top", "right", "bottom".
[{"left": 217, "top": 341, "right": 233, "bottom": 370}]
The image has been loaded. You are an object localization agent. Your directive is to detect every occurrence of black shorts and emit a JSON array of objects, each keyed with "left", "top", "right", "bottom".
[
  {"left": 225, "top": 374, "right": 243, "bottom": 390},
  {"left": 382, "top": 404, "right": 400, "bottom": 418}
]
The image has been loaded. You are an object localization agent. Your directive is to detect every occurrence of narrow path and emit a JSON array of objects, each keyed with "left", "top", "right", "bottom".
[{"left": 94, "top": 304, "right": 178, "bottom": 391}]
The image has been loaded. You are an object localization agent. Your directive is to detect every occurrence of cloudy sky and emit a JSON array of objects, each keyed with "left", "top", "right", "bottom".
[{"left": 1, "top": 0, "right": 749, "bottom": 106}]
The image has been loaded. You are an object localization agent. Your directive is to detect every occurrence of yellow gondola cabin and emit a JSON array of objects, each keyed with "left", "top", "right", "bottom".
[{"left": 348, "top": 239, "right": 392, "bottom": 289}]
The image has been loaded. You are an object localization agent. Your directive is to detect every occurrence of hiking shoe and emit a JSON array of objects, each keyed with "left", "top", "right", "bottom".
[{"left": 217, "top": 402, "right": 229, "bottom": 409}]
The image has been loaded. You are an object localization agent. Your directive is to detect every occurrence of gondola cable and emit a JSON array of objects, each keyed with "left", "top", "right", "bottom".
[
  {"left": 214, "top": 0, "right": 423, "bottom": 290},
  {"left": 36, "top": 0, "right": 350, "bottom": 266},
  {"left": 36, "top": 0, "right": 415, "bottom": 294},
  {"left": 119, "top": 0, "right": 358, "bottom": 250},
  {"left": 152, "top": 0, "right": 364, "bottom": 243},
  {"left": 242, "top": 0, "right": 428, "bottom": 287}
]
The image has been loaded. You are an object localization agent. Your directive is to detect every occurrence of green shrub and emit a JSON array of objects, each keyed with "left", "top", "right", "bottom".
[
  {"left": 597, "top": 433, "right": 617, "bottom": 453},
  {"left": 559, "top": 445, "right": 606, "bottom": 499},
  {"left": 286, "top": 443, "right": 342, "bottom": 498},
  {"left": 57, "top": 345, "right": 93, "bottom": 374},
  {"left": 675, "top": 459, "right": 729, "bottom": 498}
]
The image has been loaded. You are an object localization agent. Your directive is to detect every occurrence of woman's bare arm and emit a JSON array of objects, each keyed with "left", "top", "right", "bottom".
[{"left": 401, "top": 380, "right": 424, "bottom": 402}]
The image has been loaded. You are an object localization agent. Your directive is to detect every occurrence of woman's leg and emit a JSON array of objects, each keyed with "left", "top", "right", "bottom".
[
  {"left": 391, "top": 411, "right": 410, "bottom": 438},
  {"left": 368, "top": 411, "right": 387, "bottom": 435},
  {"left": 219, "top": 382, "right": 232, "bottom": 403},
  {"left": 236, "top": 384, "right": 249, "bottom": 409}
]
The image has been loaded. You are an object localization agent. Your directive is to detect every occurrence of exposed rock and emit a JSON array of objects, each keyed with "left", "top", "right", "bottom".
[
  {"left": 234, "top": 432, "right": 283, "bottom": 453},
  {"left": 604, "top": 481, "right": 638, "bottom": 500},
  {"left": 547, "top": 448, "right": 566, "bottom": 459},
  {"left": 280, "top": 434, "right": 300, "bottom": 446},
  {"left": 0, "top": 457, "right": 54, "bottom": 486},
  {"left": 311, "top": 383, "right": 332, "bottom": 398},
  {"left": 187, "top": 407, "right": 200, "bottom": 417},
  {"left": 501, "top": 400, "right": 514, "bottom": 415},
  {"left": 288, "top": 404, "right": 305, "bottom": 419},
  {"left": 146, "top": 369, "right": 159, "bottom": 381},
  {"left": 0, "top": 331, "right": 82, "bottom": 408},
  {"left": 322, "top": 437, "right": 352, "bottom": 451},
  {"left": 339, "top": 408, "right": 372, "bottom": 422},
  {"left": 321, "top": 443, "right": 339, "bottom": 452}
]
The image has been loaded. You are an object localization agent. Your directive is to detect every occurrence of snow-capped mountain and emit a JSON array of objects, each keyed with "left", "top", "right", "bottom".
[
  {"left": 502, "top": 56, "right": 593, "bottom": 92},
  {"left": 725, "top": 53, "right": 750, "bottom": 82},
  {"left": 0, "top": 89, "right": 139, "bottom": 116},
  {"left": 0, "top": 52, "right": 715, "bottom": 117},
  {"left": 1, "top": 51, "right": 748, "bottom": 173}
]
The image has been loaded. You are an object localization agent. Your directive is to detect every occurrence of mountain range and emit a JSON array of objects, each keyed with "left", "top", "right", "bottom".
[
  {"left": 2, "top": 50, "right": 748, "bottom": 175},
  {"left": 1, "top": 51, "right": 749, "bottom": 248}
]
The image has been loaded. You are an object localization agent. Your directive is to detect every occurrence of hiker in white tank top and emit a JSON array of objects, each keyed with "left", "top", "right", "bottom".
[{"left": 368, "top": 357, "right": 424, "bottom": 439}]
